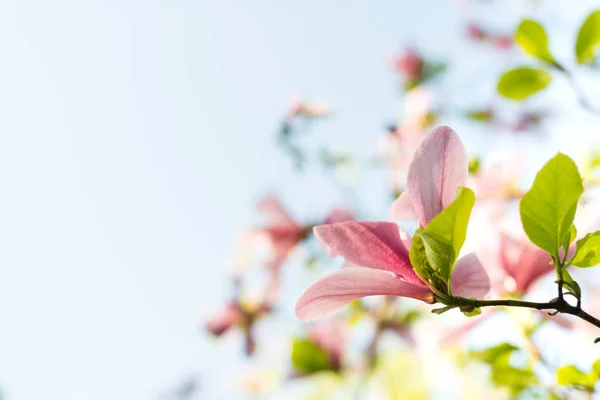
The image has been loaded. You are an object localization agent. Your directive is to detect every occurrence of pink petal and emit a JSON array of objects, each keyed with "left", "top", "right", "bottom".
[
  {"left": 206, "top": 303, "right": 242, "bottom": 336},
  {"left": 390, "top": 191, "right": 418, "bottom": 221},
  {"left": 451, "top": 253, "right": 490, "bottom": 299},
  {"left": 407, "top": 126, "right": 468, "bottom": 227},
  {"left": 441, "top": 310, "right": 495, "bottom": 345},
  {"left": 257, "top": 195, "right": 299, "bottom": 229},
  {"left": 499, "top": 234, "right": 553, "bottom": 294},
  {"left": 313, "top": 221, "right": 422, "bottom": 285},
  {"left": 296, "top": 267, "right": 434, "bottom": 321}
]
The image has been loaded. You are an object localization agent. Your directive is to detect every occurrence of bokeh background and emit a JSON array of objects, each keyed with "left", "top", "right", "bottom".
[{"left": 1, "top": 1, "right": 600, "bottom": 399}]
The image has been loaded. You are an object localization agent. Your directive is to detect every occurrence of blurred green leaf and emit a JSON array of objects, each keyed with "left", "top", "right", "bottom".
[
  {"left": 291, "top": 339, "right": 331, "bottom": 374},
  {"left": 466, "top": 109, "right": 493, "bottom": 123},
  {"left": 519, "top": 153, "right": 583, "bottom": 258},
  {"left": 571, "top": 230, "right": 600, "bottom": 267},
  {"left": 491, "top": 364, "right": 538, "bottom": 395},
  {"left": 515, "top": 19, "right": 556, "bottom": 64},
  {"left": 556, "top": 365, "right": 596, "bottom": 389},
  {"left": 497, "top": 67, "right": 551, "bottom": 101},
  {"left": 593, "top": 359, "right": 600, "bottom": 376},
  {"left": 576, "top": 10, "right": 600, "bottom": 64},
  {"left": 411, "top": 187, "right": 475, "bottom": 286},
  {"left": 469, "top": 342, "right": 519, "bottom": 365},
  {"left": 468, "top": 156, "right": 481, "bottom": 175}
]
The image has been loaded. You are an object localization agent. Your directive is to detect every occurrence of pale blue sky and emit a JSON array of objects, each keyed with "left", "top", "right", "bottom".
[{"left": 0, "top": 1, "right": 598, "bottom": 399}]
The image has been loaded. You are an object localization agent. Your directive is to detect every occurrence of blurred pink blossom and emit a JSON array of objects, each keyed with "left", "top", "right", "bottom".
[{"left": 392, "top": 48, "right": 424, "bottom": 86}]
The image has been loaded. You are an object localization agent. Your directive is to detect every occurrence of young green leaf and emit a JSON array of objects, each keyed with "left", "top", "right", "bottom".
[
  {"left": 519, "top": 153, "right": 583, "bottom": 258},
  {"left": 556, "top": 365, "right": 596, "bottom": 389},
  {"left": 575, "top": 10, "right": 600, "bottom": 64},
  {"left": 412, "top": 187, "right": 475, "bottom": 285},
  {"left": 291, "top": 339, "right": 331, "bottom": 374},
  {"left": 571, "top": 230, "right": 600, "bottom": 268},
  {"left": 515, "top": 19, "right": 556, "bottom": 64},
  {"left": 561, "top": 269, "right": 581, "bottom": 301},
  {"left": 497, "top": 67, "right": 552, "bottom": 101}
]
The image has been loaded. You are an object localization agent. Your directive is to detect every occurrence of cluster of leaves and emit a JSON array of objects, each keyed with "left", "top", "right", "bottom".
[
  {"left": 468, "top": 343, "right": 541, "bottom": 396},
  {"left": 557, "top": 360, "right": 600, "bottom": 393},
  {"left": 498, "top": 10, "right": 600, "bottom": 102}
]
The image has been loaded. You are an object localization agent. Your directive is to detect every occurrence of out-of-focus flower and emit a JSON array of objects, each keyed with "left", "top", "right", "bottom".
[
  {"left": 465, "top": 23, "right": 513, "bottom": 50},
  {"left": 256, "top": 195, "right": 354, "bottom": 278},
  {"left": 287, "top": 98, "right": 331, "bottom": 119},
  {"left": 392, "top": 48, "right": 446, "bottom": 90},
  {"left": 205, "top": 297, "right": 272, "bottom": 356},
  {"left": 206, "top": 301, "right": 243, "bottom": 337},
  {"left": 393, "top": 49, "right": 425, "bottom": 88},
  {"left": 296, "top": 127, "right": 490, "bottom": 321},
  {"left": 469, "top": 156, "right": 524, "bottom": 202},
  {"left": 384, "top": 88, "right": 435, "bottom": 191}
]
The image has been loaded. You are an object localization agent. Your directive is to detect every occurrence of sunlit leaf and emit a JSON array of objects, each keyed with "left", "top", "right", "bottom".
[
  {"left": 291, "top": 339, "right": 331, "bottom": 374},
  {"left": 519, "top": 153, "right": 583, "bottom": 258},
  {"left": 497, "top": 67, "right": 551, "bottom": 101},
  {"left": 515, "top": 19, "right": 556, "bottom": 64},
  {"left": 411, "top": 187, "right": 475, "bottom": 285},
  {"left": 556, "top": 365, "right": 596, "bottom": 389},
  {"left": 575, "top": 10, "right": 600, "bottom": 64},
  {"left": 571, "top": 230, "right": 600, "bottom": 268}
]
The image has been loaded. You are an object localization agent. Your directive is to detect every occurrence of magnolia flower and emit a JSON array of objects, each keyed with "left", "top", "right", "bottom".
[
  {"left": 256, "top": 195, "right": 354, "bottom": 275},
  {"left": 469, "top": 155, "right": 524, "bottom": 202},
  {"left": 384, "top": 88, "right": 433, "bottom": 191},
  {"left": 392, "top": 48, "right": 424, "bottom": 86},
  {"left": 296, "top": 127, "right": 490, "bottom": 321},
  {"left": 205, "top": 299, "right": 271, "bottom": 356}
]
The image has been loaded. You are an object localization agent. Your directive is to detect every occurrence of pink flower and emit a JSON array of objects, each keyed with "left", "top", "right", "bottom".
[
  {"left": 385, "top": 88, "right": 433, "bottom": 191},
  {"left": 205, "top": 299, "right": 271, "bottom": 356},
  {"left": 466, "top": 23, "right": 486, "bottom": 41},
  {"left": 257, "top": 195, "right": 354, "bottom": 274},
  {"left": 287, "top": 99, "right": 331, "bottom": 119},
  {"left": 257, "top": 195, "right": 306, "bottom": 273},
  {"left": 493, "top": 35, "right": 513, "bottom": 50},
  {"left": 206, "top": 302, "right": 243, "bottom": 337},
  {"left": 296, "top": 127, "right": 490, "bottom": 321},
  {"left": 392, "top": 49, "right": 424, "bottom": 85}
]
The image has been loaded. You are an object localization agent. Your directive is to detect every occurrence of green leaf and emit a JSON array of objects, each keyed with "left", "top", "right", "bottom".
[
  {"left": 576, "top": 10, "right": 600, "bottom": 64},
  {"left": 497, "top": 67, "right": 552, "bottom": 101},
  {"left": 519, "top": 153, "right": 583, "bottom": 259},
  {"left": 291, "top": 339, "right": 331, "bottom": 374},
  {"left": 557, "top": 365, "right": 596, "bottom": 389},
  {"left": 561, "top": 268, "right": 581, "bottom": 300},
  {"left": 592, "top": 359, "right": 600, "bottom": 377},
  {"left": 515, "top": 19, "right": 556, "bottom": 64},
  {"left": 571, "top": 230, "right": 600, "bottom": 268},
  {"left": 462, "top": 307, "right": 482, "bottom": 317},
  {"left": 469, "top": 342, "right": 520, "bottom": 365},
  {"left": 468, "top": 156, "right": 481, "bottom": 175},
  {"left": 411, "top": 187, "right": 475, "bottom": 285},
  {"left": 491, "top": 364, "right": 538, "bottom": 395},
  {"left": 563, "top": 224, "right": 578, "bottom": 257}
]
